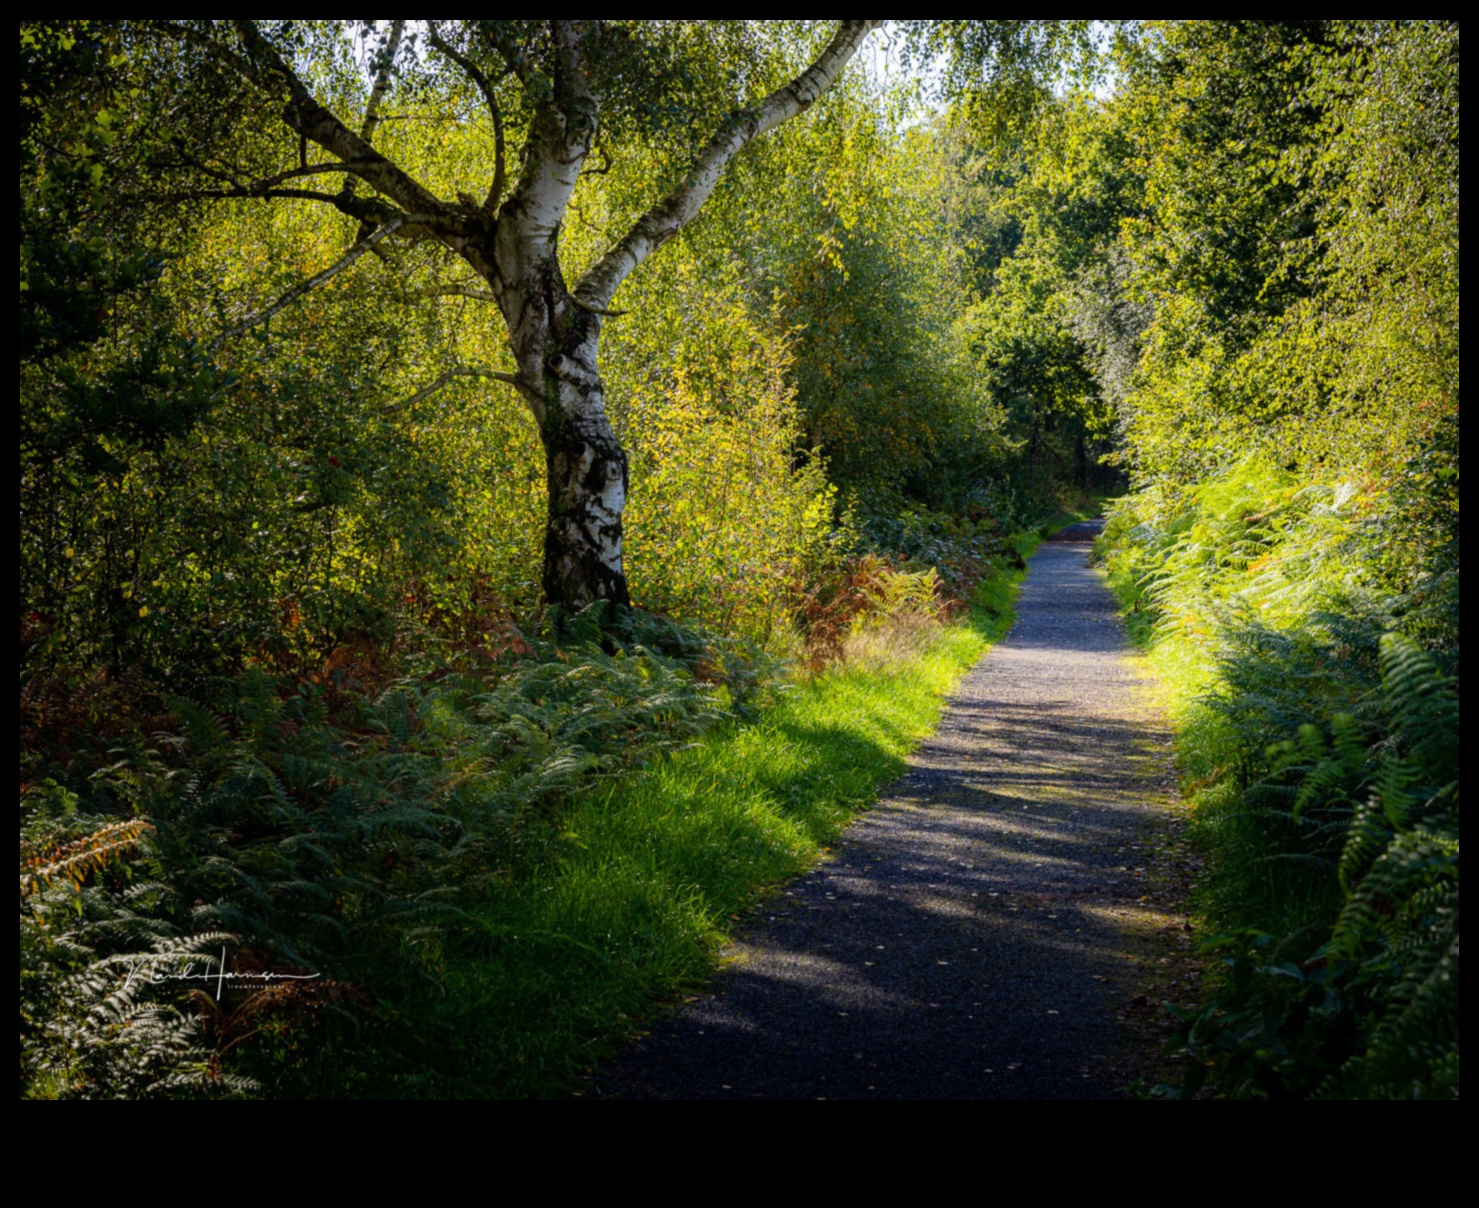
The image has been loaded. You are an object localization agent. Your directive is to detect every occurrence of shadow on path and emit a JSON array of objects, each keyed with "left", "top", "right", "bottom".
[{"left": 587, "top": 519, "right": 1181, "bottom": 1099}]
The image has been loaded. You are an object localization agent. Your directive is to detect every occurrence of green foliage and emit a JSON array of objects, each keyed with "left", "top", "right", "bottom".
[
  {"left": 967, "top": 21, "right": 1458, "bottom": 506},
  {"left": 19, "top": 21, "right": 1065, "bottom": 1099},
  {"left": 20, "top": 558, "right": 1027, "bottom": 1099},
  {"left": 1110, "top": 21, "right": 1459, "bottom": 486},
  {"left": 601, "top": 264, "right": 834, "bottom": 646},
  {"left": 961, "top": 93, "right": 1131, "bottom": 501},
  {"left": 1165, "top": 636, "right": 1457, "bottom": 1100},
  {"left": 1089, "top": 38, "right": 1459, "bottom": 1106},
  {"left": 1100, "top": 451, "right": 1458, "bottom": 1099},
  {"left": 19, "top": 614, "right": 756, "bottom": 1098},
  {"left": 22, "top": 18, "right": 1458, "bottom": 1101},
  {"left": 365, "top": 557, "right": 1024, "bottom": 1098}
]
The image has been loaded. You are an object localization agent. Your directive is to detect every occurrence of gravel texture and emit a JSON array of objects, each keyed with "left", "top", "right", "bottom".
[{"left": 586, "top": 521, "right": 1182, "bottom": 1100}]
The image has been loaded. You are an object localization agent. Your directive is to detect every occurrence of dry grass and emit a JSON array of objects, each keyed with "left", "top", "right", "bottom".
[{"left": 839, "top": 609, "right": 944, "bottom": 672}]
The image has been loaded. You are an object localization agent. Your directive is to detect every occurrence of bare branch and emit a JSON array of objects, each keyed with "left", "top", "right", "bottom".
[
  {"left": 576, "top": 20, "right": 879, "bottom": 310},
  {"left": 341, "top": 21, "right": 406, "bottom": 207},
  {"left": 209, "top": 216, "right": 415, "bottom": 351},
  {"left": 397, "top": 284, "right": 501, "bottom": 303},
  {"left": 232, "top": 21, "right": 454, "bottom": 226},
  {"left": 390, "top": 365, "right": 542, "bottom": 416},
  {"left": 427, "top": 26, "right": 508, "bottom": 217}
]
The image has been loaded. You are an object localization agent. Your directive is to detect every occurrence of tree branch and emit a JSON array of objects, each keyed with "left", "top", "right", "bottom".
[
  {"left": 232, "top": 20, "right": 454, "bottom": 227},
  {"left": 168, "top": 159, "right": 360, "bottom": 192},
  {"left": 359, "top": 21, "right": 405, "bottom": 146},
  {"left": 161, "top": 183, "right": 399, "bottom": 227},
  {"left": 389, "top": 365, "right": 542, "bottom": 416},
  {"left": 396, "top": 284, "right": 501, "bottom": 303},
  {"left": 148, "top": 146, "right": 393, "bottom": 221},
  {"left": 575, "top": 20, "right": 879, "bottom": 310},
  {"left": 488, "top": 24, "right": 541, "bottom": 89},
  {"left": 580, "top": 145, "right": 612, "bottom": 177},
  {"left": 493, "top": 21, "right": 598, "bottom": 270},
  {"left": 567, "top": 294, "right": 627, "bottom": 318},
  {"left": 209, "top": 216, "right": 414, "bottom": 351},
  {"left": 341, "top": 20, "right": 405, "bottom": 207},
  {"left": 258, "top": 163, "right": 360, "bottom": 188},
  {"left": 427, "top": 25, "right": 508, "bottom": 218}
]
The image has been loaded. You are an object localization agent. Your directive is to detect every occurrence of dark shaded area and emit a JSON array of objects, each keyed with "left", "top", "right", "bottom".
[{"left": 586, "top": 520, "right": 1182, "bottom": 1099}]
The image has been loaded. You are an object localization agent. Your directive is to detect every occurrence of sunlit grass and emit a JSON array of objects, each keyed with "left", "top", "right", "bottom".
[{"left": 391, "top": 560, "right": 1027, "bottom": 1098}]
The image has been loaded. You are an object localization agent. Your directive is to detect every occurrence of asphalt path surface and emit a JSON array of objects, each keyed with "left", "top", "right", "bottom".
[{"left": 587, "top": 520, "right": 1180, "bottom": 1100}]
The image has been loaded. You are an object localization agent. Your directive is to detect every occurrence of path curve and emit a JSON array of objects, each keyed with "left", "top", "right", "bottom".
[{"left": 588, "top": 521, "right": 1180, "bottom": 1100}]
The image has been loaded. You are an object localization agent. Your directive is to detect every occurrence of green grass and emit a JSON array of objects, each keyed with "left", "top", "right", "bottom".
[{"left": 372, "top": 559, "right": 1028, "bottom": 1098}]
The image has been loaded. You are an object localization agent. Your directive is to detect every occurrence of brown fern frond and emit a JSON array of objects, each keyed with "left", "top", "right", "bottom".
[{"left": 20, "top": 819, "right": 154, "bottom": 896}]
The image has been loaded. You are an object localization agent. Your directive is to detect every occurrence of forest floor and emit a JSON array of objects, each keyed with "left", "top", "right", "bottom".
[{"left": 583, "top": 520, "right": 1196, "bottom": 1099}]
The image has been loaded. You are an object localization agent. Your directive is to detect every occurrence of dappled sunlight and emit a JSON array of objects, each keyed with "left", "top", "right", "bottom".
[
  {"left": 721, "top": 947, "right": 917, "bottom": 1012},
  {"left": 1079, "top": 900, "right": 1181, "bottom": 933},
  {"left": 592, "top": 540, "right": 1187, "bottom": 1100},
  {"left": 20, "top": 18, "right": 1448, "bottom": 1103}
]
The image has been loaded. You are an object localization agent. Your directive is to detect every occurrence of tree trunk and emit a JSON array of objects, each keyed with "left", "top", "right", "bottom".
[
  {"left": 491, "top": 258, "right": 630, "bottom": 611},
  {"left": 224, "top": 19, "right": 879, "bottom": 616},
  {"left": 537, "top": 333, "right": 630, "bottom": 611}
]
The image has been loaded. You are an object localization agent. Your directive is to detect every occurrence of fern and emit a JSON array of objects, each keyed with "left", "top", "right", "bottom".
[
  {"left": 1167, "top": 632, "right": 1459, "bottom": 1099},
  {"left": 1310, "top": 636, "right": 1460, "bottom": 1098},
  {"left": 1105, "top": 464, "right": 1458, "bottom": 1099},
  {"left": 22, "top": 604, "right": 753, "bottom": 1096}
]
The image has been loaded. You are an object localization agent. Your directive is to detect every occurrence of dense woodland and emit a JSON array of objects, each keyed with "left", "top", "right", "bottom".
[{"left": 20, "top": 21, "right": 1456, "bottom": 1098}]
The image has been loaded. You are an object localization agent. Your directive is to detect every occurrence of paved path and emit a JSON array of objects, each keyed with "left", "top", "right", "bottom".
[{"left": 588, "top": 521, "right": 1180, "bottom": 1100}]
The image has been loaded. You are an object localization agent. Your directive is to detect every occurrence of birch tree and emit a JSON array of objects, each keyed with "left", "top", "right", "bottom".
[{"left": 168, "top": 20, "right": 879, "bottom": 611}]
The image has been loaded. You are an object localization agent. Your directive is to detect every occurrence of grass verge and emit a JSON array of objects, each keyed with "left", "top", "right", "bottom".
[{"left": 377, "top": 556, "right": 1030, "bottom": 1098}]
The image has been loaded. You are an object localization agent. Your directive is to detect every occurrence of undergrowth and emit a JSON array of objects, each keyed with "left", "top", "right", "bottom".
[
  {"left": 379, "top": 586, "right": 1018, "bottom": 1098},
  {"left": 1100, "top": 457, "right": 1458, "bottom": 1099},
  {"left": 20, "top": 605, "right": 757, "bottom": 1098},
  {"left": 21, "top": 530, "right": 1033, "bottom": 1099}
]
